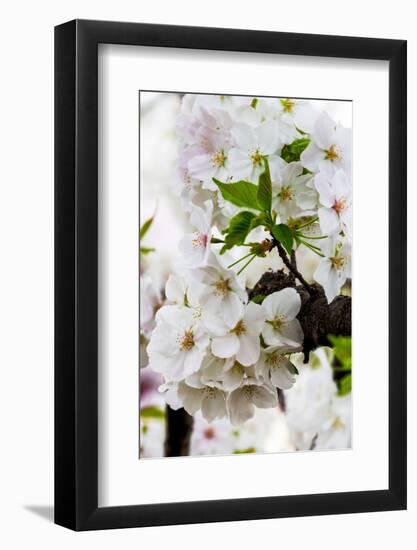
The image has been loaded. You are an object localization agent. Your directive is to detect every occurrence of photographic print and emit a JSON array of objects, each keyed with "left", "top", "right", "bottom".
[{"left": 139, "top": 92, "right": 352, "bottom": 459}]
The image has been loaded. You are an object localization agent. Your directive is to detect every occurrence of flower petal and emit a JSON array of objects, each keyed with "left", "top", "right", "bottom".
[
  {"left": 279, "top": 319, "right": 304, "bottom": 346},
  {"left": 270, "top": 358, "right": 296, "bottom": 389},
  {"left": 222, "top": 363, "right": 245, "bottom": 391},
  {"left": 318, "top": 207, "right": 340, "bottom": 236},
  {"left": 201, "top": 389, "right": 227, "bottom": 422},
  {"left": 227, "top": 388, "right": 255, "bottom": 425},
  {"left": 178, "top": 384, "right": 203, "bottom": 415},
  {"left": 251, "top": 385, "right": 278, "bottom": 409},
  {"left": 236, "top": 332, "right": 260, "bottom": 366},
  {"left": 211, "top": 333, "right": 240, "bottom": 358}
]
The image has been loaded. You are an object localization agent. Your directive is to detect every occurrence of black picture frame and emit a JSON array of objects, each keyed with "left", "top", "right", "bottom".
[{"left": 55, "top": 19, "right": 407, "bottom": 531}]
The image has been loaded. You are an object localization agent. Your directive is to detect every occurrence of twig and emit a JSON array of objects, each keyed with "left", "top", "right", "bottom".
[
  {"left": 275, "top": 240, "right": 315, "bottom": 294},
  {"left": 290, "top": 249, "right": 297, "bottom": 271}
]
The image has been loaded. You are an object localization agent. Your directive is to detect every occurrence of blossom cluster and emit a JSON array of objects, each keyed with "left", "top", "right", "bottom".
[{"left": 145, "top": 93, "right": 352, "bottom": 426}]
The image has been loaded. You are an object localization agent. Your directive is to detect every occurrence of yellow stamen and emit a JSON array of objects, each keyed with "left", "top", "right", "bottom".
[
  {"left": 250, "top": 149, "right": 263, "bottom": 166},
  {"left": 330, "top": 256, "right": 345, "bottom": 271},
  {"left": 279, "top": 185, "right": 294, "bottom": 202},
  {"left": 211, "top": 149, "right": 227, "bottom": 168},
  {"left": 232, "top": 320, "right": 246, "bottom": 336},
  {"left": 325, "top": 144, "right": 341, "bottom": 161},
  {"left": 178, "top": 329, "right": 194, "bottom": 351},
  {"left": 214, "top": 278, "right": 229, "bottom": 297}
]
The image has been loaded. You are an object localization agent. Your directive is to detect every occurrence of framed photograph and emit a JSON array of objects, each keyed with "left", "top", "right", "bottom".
[{"left": 55, "top": 19, "right": 407, "bottom": 531}]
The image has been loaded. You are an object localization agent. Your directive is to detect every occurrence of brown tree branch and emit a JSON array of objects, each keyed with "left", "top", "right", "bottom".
[
  {"left": 164, "top": 406, "right": 194, "bottom": 457},
  {"left": 249, "top": 269, "right": 351, "bottom": 362}
]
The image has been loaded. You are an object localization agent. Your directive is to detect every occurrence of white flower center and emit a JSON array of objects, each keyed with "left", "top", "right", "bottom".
[
  {"left": 177, "top": 329, "right": 195, "bottom": 351},
  {"left": 268, "top": 314, "right": 287, "bottom": 331},
  {"left": 332, "top": 416, "right": 344, "bottom": 429},
  {"left": 192, "top": 307, "right": 202, "bottom": 320},
  {"left": 325, "top": 144, "right": 342, "bottom": 161},
  {"left": 278, "top": 185, "right": 294, "bottom": 202},
  {"left": 203, "top": 387, "right": 217, "bottom": 399},
  {"left": 266, "top": 352, "right": 286, "bottom": 369},
  {"left": 332, "top": 197, "right": 347, "bottom": 214},
  {"left": 213, "top": 278, "right": 230, "bottom": 297},
  {"left": 231, "top": 319, "right": 246, "bottom": 336},
  {"left": 330, "top": 255, "right": 345, "bottom": 271},
  {"left": 250, "top": 148, "right": 263, "bottom": 167},
  {"left": 192, "top": 232, "right": 208, "bottom": 249},
  {"left": 211, "top": 149, "right": 227, "bottom": 168}
]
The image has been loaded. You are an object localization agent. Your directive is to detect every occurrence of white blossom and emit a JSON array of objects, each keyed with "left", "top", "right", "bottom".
[
  {"left": 314, "top": 237, "right": 351, "bottom": 303},
  {"left": 271, "top": 161, "right": 317, "bottom": 222},
  {"left": 147, "top": 306, "right": 209, "bottom": 382},
  {"left": 301, "top": 111, "right": 351, "bottom": 174},
  {"left": 211, "top": 302, "right": 265, "bottom": 366},
  {"left": 256, "top": 345, "right": 301, "bottom": 390},
  {"left": 191, "top": 252, "right": 247, "bottom": 330},
  {"left": 261, "top": 288, "right": 304, "bottom": 347},
  {"left": 178, "top": 381, "right": 227, "bottom": 423},
  {"left": 285, "top": 348, "right": 351, "bottom": 450},
  {"left": 314, "top": 165, "right": 352, "bottom": 239},
  {"left": 227, "top": 381, "right": 278, "bottom": 425},
  {"left": 228, "top": 121, "right": 281, "bottom": 182},
  {"left": 179, "top": 200, "right": 213, "bottom": 267},
  {"left": 140, "top": 275, "right": 162, "bottom": 336}
]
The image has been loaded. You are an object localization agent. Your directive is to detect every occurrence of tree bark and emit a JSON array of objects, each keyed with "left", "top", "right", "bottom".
[
  {"left": 249, "top": 269, "right": 351, "bottom": 361},
  {"left": 164, "top": 406, "right": 194, "bottom": 457}
]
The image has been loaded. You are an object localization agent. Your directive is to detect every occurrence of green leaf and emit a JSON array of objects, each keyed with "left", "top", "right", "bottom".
[
  {"left": 140, "top": 246, "right": 155, "bottom": 255},
  {"left": 221, "top": 211, "right": 256, "bottom": 252},
  {"left": 257, "top": 159, "right": 272, "bottom": 212},
  {"left": 338, "top": 373, "right": 352, "bottom": 396},
  {"left": 233, "top": 447, "right": 256, "bottom": 454},
  {"left": 250, "top": 294, "right": 266, "bottom": 304},
  {"left": 140, "top": 215, "right": 154, "bottom": 240},
  {"left": 328, "top": 335, "right": 352, "bottom": 370},
  {"left": 272, "top": 223, "right": 293, "bottom": 255},
  {"left": 140, "top": 406, "right": 166, "bottom": 420},
  {"left": 250, "top": 97, "right": 258, "bottom": 109},
  {"left": 286, "top": 362, "right": 299, "bottom": 376},
  {"left": 213, "top": 178, "right": 260, "bottom": 209},
  {"left": 281, "top": 137, "right": 310, "bottom": 163},
  {"left": 250, "top": 211, "right": 272, "bottom": 231}
]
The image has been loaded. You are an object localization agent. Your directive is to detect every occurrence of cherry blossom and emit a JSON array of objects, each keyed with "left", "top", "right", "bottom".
[
  {"left": 256, "top": 345, "right": 301, "bottom": 390},
  {"left": 227, "top": 382, "right": 278, "bottom": 425},
  {"left": 314, "top": 237, "right": 351, "bottom": 303},
  {"left": 147, "top": 306, "right": 209, "bottom": 382},
  {"left": 261, "top": 288, "right": 304, "bottom": 347},
  {"left": 270, "top": 161, "right": 317, "bottom": 222},
  {"left": 179, "top": 200, "right": 213, "bottom": 267},
  {"left": 190, "top": 252, "right": 247, "bottom": 329},
  {"left": 314, "top": 165, "right": 352, "bottom": 239},
  {"left": 301, "top": 111, "right": 351, "bottom": 174},
  {"left": 177, "top": 381, "right": 227, "bottom": 423},
  {"left": 228, "top": 121, "right": 281, "bottom": 182},
  {"left": 211, "top": 302, "right": 266, "bottom": 366}
]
